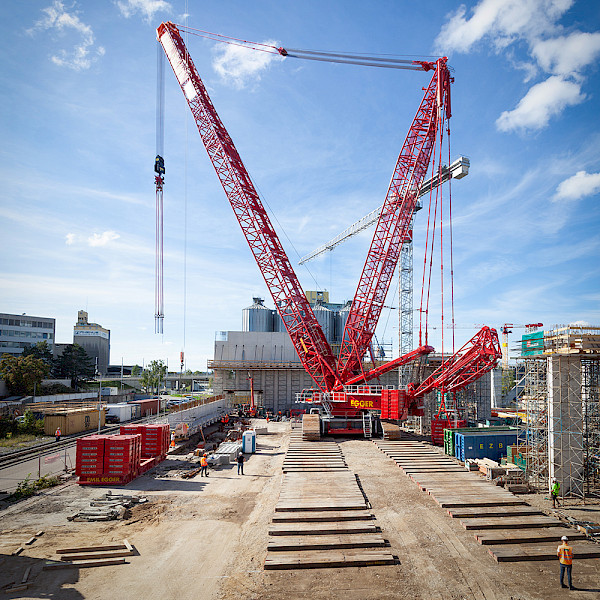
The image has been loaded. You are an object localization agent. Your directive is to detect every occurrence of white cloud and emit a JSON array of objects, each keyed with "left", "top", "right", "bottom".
[
  {"left": 116, "top": 0, "right": 171, "bottom": 23},
  {"left": 65, "top": 233, "right": 76, "bottom": 245},
  {"left": 213, "top": 41, "right": 284, "bottom": 89},
  {"left": 435, "top": 0, "right": 599, "bottom": 132},
  {"left": 496, "top": 76, "right": 585, "bottom": 132},
  {"left": 28, "top": 1, "right": 104, "bottom": 70},
  {"left": 88, "top": 231, "right": 120, "bottom": 247},
  {"left": 435, "top": 0, "right": 573, "bottom": 53},
  {"left": 554, "top": 170, "right": 600, "bottom": 201},
  {"left": 532, "top": 32, "right": 600, "bottom": 76}
]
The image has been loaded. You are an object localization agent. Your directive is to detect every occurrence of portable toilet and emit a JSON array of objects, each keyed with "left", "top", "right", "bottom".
[{"left": 242, "top": 430, "right": 256, "bottom": 453}]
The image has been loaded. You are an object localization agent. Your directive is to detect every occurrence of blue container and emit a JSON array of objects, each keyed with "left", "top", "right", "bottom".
[{"left": 455, "top": 431, "right": 517, "bottom": 462}]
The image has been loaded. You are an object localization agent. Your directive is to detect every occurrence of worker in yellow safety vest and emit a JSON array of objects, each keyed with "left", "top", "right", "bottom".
[
  {"left": 557, "top": 535, "right": 574, "bottom": 590},
  {"left": 200, "top": 453, "right": 209, "bottom": 477},
  {"left": 55, "top": 427, "right": 61, "bottom": 442}
]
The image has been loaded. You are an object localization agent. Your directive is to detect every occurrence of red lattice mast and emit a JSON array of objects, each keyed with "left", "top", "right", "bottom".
[
  {"left": 337, "top": 58, "right": 452, "bottom": 383},
  {"left": 157, "top": 22, "right": 340, "bottom": 392}
]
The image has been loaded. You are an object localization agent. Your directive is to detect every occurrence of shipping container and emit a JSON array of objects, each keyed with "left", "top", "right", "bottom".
[
  {"left": 131, "top": 398, "right": 163, "bottom": 417},
  {"left": 444, "top": 426, "right": 516, "bottom": 456},
  {"left": 44, "top": 408, "right": 105, "bottom": 436},
  {"left": 105, "top": 403, "right": 136, "bottom": 423},
  {"left": 455, "top": 431, "right": 518, "bottom": 462}
]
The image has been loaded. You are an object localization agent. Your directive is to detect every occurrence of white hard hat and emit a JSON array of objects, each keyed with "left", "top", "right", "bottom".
[{"left": 561, "top": 536, "right": 568, "bottom": 541}]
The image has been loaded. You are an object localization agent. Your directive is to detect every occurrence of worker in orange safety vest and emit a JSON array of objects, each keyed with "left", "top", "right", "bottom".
[
  {"left": 55, "top": 427, "right": 61, "bottom": 442},
  {"left": 200, "top": 453, "right": 209, "bottom": 477},
  {"left": 557, "top": 535, "right": 574, "bottom": 590}
]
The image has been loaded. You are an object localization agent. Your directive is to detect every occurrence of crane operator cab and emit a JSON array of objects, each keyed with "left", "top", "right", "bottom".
[{"left": 154, "top": 155, "right": 165, "bottom": 176}]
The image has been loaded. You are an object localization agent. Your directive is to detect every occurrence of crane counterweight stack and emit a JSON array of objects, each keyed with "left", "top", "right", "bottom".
[{"left": 157, "top": 21, "right": 501, "bottom": 439}]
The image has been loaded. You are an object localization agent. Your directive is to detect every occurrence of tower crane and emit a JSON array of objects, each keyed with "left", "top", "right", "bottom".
[
  {"left": 500, "top": 323, "right": 543, "bottom": 369},
  {"left": 157, "top": 22, "right": 501, "bottom": 437}
]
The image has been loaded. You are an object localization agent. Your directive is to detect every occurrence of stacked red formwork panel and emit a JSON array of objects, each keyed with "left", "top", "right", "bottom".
[
  {"left": 120, "top": 424, "right": 170, "bottom": 464},
  {"left": 380, "top": 390, "right": 408, "bottom": 420},
  {"left": 103, "top": 434, "right": 142, "bottom": 484},
  {"left": 431, "top": 417, "right": 467, "bottom": 446},
  {"left": 75, "top": 435, "right": 105, "bottom": 478}
]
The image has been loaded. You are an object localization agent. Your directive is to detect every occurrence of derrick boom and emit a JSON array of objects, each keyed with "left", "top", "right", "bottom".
[
  {"left": 157, "top": 22, "right": 339, "bottom": 392},
  {"left": 337, "top": 59, "right": 451, "bottom": 383}
]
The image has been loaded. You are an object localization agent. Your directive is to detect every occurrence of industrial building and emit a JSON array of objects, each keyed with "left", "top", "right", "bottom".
[
  {"left": 0, "top": 312, "right": 55, "bottom": 357},
  {"left": 73, "top": 310, "right": 110, "bottom": 375},
  {"left": 210, "top": 295, "right": 500, "bottom": 421}
]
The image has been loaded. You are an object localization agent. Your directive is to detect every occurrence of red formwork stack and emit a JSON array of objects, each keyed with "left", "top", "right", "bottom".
[
  {"left": 120, "top": 423, "right": 170, "bottom": 461},
  {"left": 103, "top": 434, "right": 141, "bottom": 483},
  {"left": 75, "top": 435, "right": 106, "bottom": 479}
]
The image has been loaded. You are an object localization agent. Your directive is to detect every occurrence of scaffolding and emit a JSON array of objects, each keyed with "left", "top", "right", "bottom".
[
  {"left": 517, "top": 357, "right": 548, "bottom": 490},
  {"left": 515, "top": 327, "right": 600, "bottom": 500}
]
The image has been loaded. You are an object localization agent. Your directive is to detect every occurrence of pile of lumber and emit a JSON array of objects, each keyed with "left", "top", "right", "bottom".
[
  {"left": 44, "top": 540, "right": 134, "bottom": 570},
  {"left": 302, "top": 414, "right": 320, "bottom": 441}
]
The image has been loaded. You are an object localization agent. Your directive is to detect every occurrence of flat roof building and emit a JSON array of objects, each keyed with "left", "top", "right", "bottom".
[
  {"left": 73, "top": 310, "right": 110, "bottom": 375},
  {"left": 0, "top": 312, "right": 55, "bottom": 357}
]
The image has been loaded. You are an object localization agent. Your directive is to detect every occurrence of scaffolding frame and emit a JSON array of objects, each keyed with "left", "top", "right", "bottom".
[{"left": 516, "top": 348, "right": 600, "bottom": 500}]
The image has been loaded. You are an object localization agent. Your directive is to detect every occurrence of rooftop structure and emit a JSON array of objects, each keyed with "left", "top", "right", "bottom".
[{"left": 73, "top": 310, "right": 110, "bottom": 375}]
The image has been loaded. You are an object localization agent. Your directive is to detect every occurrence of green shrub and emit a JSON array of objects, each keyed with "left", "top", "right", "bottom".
[{"left": 9, "top": 474, "right": 60, "bottom": 501}]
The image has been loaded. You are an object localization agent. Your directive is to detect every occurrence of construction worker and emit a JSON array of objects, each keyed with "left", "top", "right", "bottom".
[
  {"left": 170, "top": 431, "right": 176, "bottom": 448},
  {"left": 551, "top": 478, "right": 560, "bottom": 508},
  {"left": 557, "top": 535, "right": 574, "bottom": 590},
  {"left": 200, "top": 453, "right": 209, "bottom": 477},
  {"left": 55, "top": 427, "right": 61, "bottom": 442},
  {"left": 237, "top": 452, "right": 245, "bottom": 475}
]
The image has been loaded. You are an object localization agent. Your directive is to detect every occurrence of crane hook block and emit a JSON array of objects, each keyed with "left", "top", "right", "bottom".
[{"left": 154, "top": 155, "right": 165, "bottom": 175}]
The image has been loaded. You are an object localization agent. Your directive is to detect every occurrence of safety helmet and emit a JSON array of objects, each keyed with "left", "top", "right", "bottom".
[{"left": 561, "top": 536, "right": 568, "bottom": 541}]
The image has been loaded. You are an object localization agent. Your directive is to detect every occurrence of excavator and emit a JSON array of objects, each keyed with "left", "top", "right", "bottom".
[{"left": 157, "top": 22, "right": 501, "bottom": 440}]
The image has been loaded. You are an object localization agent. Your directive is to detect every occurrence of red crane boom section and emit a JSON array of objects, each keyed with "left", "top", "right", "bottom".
[
  {"left": 408, "top": 326, "right": 501, "bottom": 401},
  {"left": 337, "top": 58, "right": 452, "bottom": 383},
  {"left": 157, "top": 22, "right": 340, "bottom": 393}
]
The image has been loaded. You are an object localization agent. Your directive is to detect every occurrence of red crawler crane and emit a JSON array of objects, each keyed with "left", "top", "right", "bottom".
[{"left": 157, "top": 22, "right": 501, "bottom": 437}]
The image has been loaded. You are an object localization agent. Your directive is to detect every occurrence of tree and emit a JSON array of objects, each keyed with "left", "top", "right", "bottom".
[
  {"left": 23, "top": 341, "right": 54, "bottom": 371},
  {"left": 131, "top": 364, "right": 142, "bottom": 377},
  {"left": 140, "top": 360, "right": 167, "bottom": 394},
  {"left": 53, "top": 344, "right": 95, "bottom": 390},
  {"left": 0, "top": 353, "right": 49, "bottom": 396}
]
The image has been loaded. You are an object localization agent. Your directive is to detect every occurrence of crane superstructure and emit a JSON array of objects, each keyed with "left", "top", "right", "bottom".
[{"left": 157, "top": 21, "right": 501, "bottom": 435}]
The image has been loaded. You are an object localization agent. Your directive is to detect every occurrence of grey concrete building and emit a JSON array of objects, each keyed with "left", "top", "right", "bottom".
[
  {"left": 73, "top": 310, "right": 110, "bottom": 375},
  {"left": 0, "top": 312, "right": 55, "bottom": 357}
]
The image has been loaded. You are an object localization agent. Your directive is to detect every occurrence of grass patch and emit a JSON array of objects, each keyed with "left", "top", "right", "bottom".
[
  {"left": 9, "top": 474, "right": 61, "bottom": 501},
  {"left": 0, "top": 434, "right": 42, "bottom": 448}
]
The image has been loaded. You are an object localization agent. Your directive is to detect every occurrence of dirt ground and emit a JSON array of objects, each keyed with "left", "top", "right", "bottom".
[{"left": 1, "top": 421, "right": 599, "bottom": 600}]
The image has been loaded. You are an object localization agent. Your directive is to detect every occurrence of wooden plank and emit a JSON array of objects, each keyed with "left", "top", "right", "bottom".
[
  {"left": 267, "top": 534, "right": 386, "bottom": 551},
  {"left": 60, "top": 549, "right": 133, "bottom": 561},
  {"left": 475, "top": 528, "right": 587, "bottom": 545},
  {"left": 272, "top": 510, "right": 374, "bottom": 523},
  {"left": 43, "top": 558, "right": 127, "bottom": 570},
  {"left": 448, "top": 506, "right": 543, "bottom": 519},
  {"left": 269, "top": 522, "right": 377, "bottom": 536},
  {"left": 275, "top": 501, "right": 367, "bottom": 512},
  {"left": 435, "top": 498, "right": 528, "bottom": 508},
  {"left": 57, "top": 543, "right": 128, "bottom": 554},
  {"left": 459, "top": 515, "right": 563, "bottom": 530},
  {"left": 25, "top": 537, "right": 36, "bottom": 545},
  {"left": 264, "top": 549, "right": 396, "bottom": 570},
  {"left": 21, "top": 567, "right": 31, "bottom": 584},
  {"left": 489, "top": 542, "right": 600, "bottom": 563}
]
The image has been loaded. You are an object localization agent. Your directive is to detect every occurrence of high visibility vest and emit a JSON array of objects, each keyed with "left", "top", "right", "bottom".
[
  {"left": 552, "top": 482, "right": 560, "bottom": 495},
  {"left": 55, "top": 428, "right": 61, "bottom": 436},
  {"left": 558, "top": 544, "right": 573, "bottom": 565},
  {"left": 200, "top": 457, "right": 208, "bottom": 467}
]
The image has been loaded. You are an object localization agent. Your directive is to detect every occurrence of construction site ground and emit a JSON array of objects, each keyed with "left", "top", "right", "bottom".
[{"left": 0, "top": 420, "right": 599, "bottom": 600}]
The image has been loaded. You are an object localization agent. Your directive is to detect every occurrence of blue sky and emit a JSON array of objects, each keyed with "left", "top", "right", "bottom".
[{"left": 1, "top": 0, "right": 599, "bottom": 371}]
